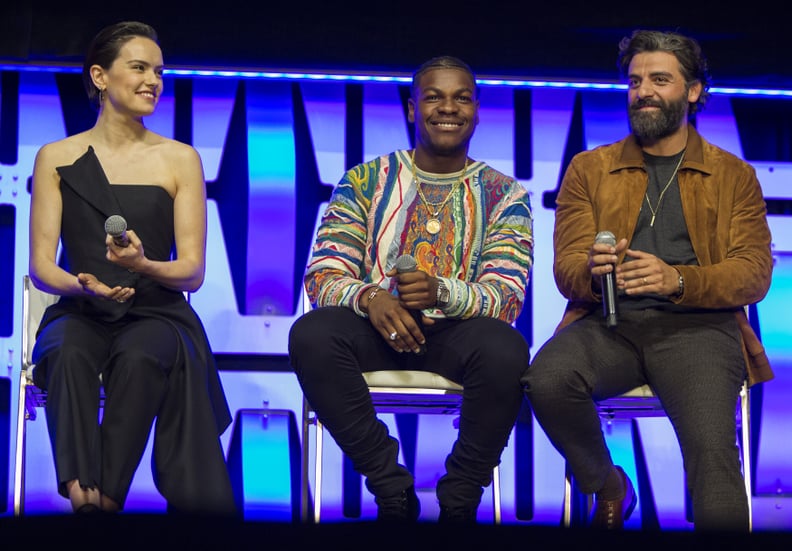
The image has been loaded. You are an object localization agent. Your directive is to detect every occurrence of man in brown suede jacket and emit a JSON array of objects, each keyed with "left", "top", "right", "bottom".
[{"left": 522, "top": 29, "right": 773, "bottom": 533}]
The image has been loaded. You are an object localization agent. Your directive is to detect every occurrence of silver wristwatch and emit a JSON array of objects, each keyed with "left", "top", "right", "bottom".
[{"left": 436, "top": 280, "right": 450, "bottom": 307}]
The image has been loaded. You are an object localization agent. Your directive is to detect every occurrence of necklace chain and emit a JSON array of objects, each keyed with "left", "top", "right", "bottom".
[
  {"left": 644, "top": 150, "right": 686, "bottom": 227},
  {"left": 410, "top": 150, "right": 468, "bottom": 233}
]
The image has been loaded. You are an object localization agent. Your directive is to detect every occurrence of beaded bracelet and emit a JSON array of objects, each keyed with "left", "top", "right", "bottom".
[{"left": 673, "top": 269, "right": 685, "bottom": 297}]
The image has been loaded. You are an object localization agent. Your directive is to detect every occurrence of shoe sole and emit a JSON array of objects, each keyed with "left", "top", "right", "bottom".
[{"left": 623, "top": 486, "right": 638, "bottom": 522}]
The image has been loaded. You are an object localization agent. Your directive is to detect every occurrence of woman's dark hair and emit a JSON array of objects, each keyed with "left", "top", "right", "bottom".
[
  {"left": 617, "top": 29, "right": 711, "bottom": 115},
  {"left": 82, "top": 21, "right": 159, "bottom": 109}
]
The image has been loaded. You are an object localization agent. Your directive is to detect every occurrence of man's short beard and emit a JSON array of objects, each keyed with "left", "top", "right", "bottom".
[{"left": 628, "top": 96, "right": 688, "bottom": 142}]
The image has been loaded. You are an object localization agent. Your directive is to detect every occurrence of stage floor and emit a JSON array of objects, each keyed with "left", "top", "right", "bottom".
[
  {"left": 1, "top": 514, "right": 791, "bottom": 551},
  {"left": 2, "top": 496, "right": 790, "bottom": 550}
]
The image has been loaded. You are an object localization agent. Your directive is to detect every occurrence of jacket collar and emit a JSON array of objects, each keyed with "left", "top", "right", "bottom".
[{"left": 611, "top": 124, "right": 711, "bottom": 176}]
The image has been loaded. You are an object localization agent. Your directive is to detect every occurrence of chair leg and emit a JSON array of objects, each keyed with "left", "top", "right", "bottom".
[
  {"left": 562, "top": 465, "right": 572, "bottom": 527},
  {"left": 301, "top": 398, "right": 325, "bottom": 524},
  {"left": 630, "top": 419, "right": 660, "bottom": 530},
  {"left": 300, "top": 399, "right": 312, "bottom": 523},
  {"left": 13, "top": 370, "right": 27, "bottom": 516},
  {"left": 514, "top": 399, "right": 534, "bottom": 521},
  {"left": 314, "top": 418, "right": 324, "bottom": 524},
  {"left": 740, "top": 382, "right": 752, "bottom": 532},
  {"left": 562, "top": 463, "right": 591, "bottom": 527},
  {"left": 492, "top": 464, "right": 502, "bottom": 524}
]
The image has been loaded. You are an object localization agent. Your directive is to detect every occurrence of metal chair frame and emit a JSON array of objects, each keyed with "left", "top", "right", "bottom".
[{"left": 14, "top": 275, "right": 58, "bottom": 515}]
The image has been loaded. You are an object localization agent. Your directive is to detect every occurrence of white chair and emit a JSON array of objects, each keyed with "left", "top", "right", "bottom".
[
  {"left": 298, "top": 285, "right": 502, "bottom": 524},
  {"left": 561, "top": 381, "right": 752, "bottom": 531},
  {"left": 14, "top": 275, "right": 59, "bottom": 515}
]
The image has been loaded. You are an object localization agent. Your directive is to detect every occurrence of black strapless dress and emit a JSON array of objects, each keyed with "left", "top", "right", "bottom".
[{"left": 33, "top": 146, "right": 236, "bottom": 514}]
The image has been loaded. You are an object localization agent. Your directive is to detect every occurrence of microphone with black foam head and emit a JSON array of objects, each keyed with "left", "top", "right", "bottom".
[
  {"left": 105, "top": 215, "right": 130, "bottom": 248},
  {"left": 595, "top": 230, "right": 618, "bottom": 329},
  {"left": 393, "top": 253, "right": 427, "bottom": 354}
]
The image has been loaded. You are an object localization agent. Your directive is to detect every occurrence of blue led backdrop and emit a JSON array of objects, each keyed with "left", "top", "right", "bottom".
[{"left": 1, "top": 63, "right": 790, "bottom": 528}]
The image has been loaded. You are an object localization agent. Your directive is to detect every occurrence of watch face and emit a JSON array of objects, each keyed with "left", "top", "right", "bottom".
[{"left": 438, "top": 284, "right": 450, "bottom": 305}]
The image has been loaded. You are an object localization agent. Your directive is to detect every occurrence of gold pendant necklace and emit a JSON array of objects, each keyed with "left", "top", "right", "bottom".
[
  {"left": 644, "top": 150, "right": 685, "bottom": 227},
  {"left": 410, "top": 150, "right": 468, "bottom": 235},
  {"left": 426, "top": 218, "right": 442, "bottom": 235}
]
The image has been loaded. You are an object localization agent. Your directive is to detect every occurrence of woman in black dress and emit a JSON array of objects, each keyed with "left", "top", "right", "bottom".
[{"left": 28, "top": 21, "right": 236, "bottom": 515}]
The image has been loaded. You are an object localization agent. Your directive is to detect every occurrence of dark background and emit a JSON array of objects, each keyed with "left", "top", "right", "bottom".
[{"left": 2, "top": 1, "right": 790, "bottom": 88}]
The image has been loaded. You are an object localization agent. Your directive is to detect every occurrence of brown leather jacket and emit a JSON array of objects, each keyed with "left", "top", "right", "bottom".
[{"left": 552, "top": 125, "right": 774, "bottom": 386}]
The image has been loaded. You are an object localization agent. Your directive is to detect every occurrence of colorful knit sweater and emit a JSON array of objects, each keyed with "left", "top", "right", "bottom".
[{"left": 305, "top": 150, "right": 534, "bottom": 323}]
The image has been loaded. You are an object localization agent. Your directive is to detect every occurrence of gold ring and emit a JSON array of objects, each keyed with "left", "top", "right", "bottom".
[{"left": 643, "top": 277, "right": 648, "bottom": 285}]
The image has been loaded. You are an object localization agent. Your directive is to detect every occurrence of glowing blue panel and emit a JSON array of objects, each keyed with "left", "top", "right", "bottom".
[
  {"left": 3, "top": 64, "right": 792, "bottom": 530},
  {"left": 525, "top": 89, "right": 577, "bottom": 355},
  {"left": 470, "top": 86, "right": 515, "bottom": 175},
  {"left": 581, "top": 91, "right": 629, "bottom": 150},
  {"left": 363, "top": 84, "right": 410, "bottom": 160},
  {"left": 755, "top": 252, "right": 792, "bottom": 494},
  {"left": 246, "top": 81, "right": 296, "bottom": 315},
  {"left": 192, "top": 78, "right": 237, "bottom": 181},
  {"left": 229, "top": 409, "right": 298, "bottom": 522},
  {"left": 19, "top": 73, "right": 65, "bottom": 145},
  {"left": 6, "top": 64, "right": 792, "bottom": 98},
  {"left": 141, "top": 77, "right": 175, "bottom": 139},
  {"left": 694, "top": 95, "right": 744, "bottom": 155},
  {"left": 603, "top": 422, "right": 648, "bottom": 530},
  {"left": 301, "top": 82, "right": 346, "bottom": 186}
]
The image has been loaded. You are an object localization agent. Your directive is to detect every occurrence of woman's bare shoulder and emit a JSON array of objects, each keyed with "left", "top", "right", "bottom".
[
  {"left": 35, "top": 132, "right": 93, "bottom": 166},
  {"left": 153, "top": 134, "right": 200, "bottom": 159},
  {"left": 146, "top": 136, "right": 203, "bottom": 180}
]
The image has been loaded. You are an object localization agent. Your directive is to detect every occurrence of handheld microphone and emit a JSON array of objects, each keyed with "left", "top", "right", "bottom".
[
  {"left": 393, "top": 254, "right": 427, "bottom": 354},
  {"left": 595, "top": 231, "right": 618, "bottom": 329},
  {"left": 105, "top": 215, "right": 130, "bottom": 248}
]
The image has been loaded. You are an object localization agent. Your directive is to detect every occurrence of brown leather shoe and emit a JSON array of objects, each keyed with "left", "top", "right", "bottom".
[{"left": 590, "top": 466, "right": 637, "bottom": 529}]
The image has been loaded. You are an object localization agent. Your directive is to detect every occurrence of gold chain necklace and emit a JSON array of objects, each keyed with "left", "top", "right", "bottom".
[
  {"left": 410, "top": 150, "right": 468, "bottom": 235},
  {"left": 644, "top": 150, "right": 685, "bottom": 227}
]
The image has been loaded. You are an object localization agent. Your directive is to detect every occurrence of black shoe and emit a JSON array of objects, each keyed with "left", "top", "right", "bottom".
[
  {"left": 375, "top": 485, "right": 421, "bottom": 522},
  {"left": 438, "top": 505, "right": 478, "bottom": 524},
  {"left": 74, "top": 503, "right": 102, "bottom": 515}
]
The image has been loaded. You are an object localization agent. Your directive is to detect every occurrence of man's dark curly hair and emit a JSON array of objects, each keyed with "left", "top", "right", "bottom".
[
  {"left": 617, "top": 29, "right": 711, "bottom": 115},
  {"left": 411, "top": 55, "right": 478, "bottom": 98}
]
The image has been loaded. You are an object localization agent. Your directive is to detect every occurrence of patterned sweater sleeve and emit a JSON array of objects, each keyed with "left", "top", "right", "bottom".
[
  {"left": 441, "top": 174, "right": 534, "bottom": 324},
  {"left": 304, "top": 160, "right": 377, "bottom": 315}
]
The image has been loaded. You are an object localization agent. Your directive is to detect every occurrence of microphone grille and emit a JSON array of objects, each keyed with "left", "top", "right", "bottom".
[
  {"left": 104, "top": 215, "right": 127, "bottom": 237},
  {"left": 594, "top": 231, "right": 616, "bottom": 246},
  {"left": 393, "top": 254, "right": 417, "bottom": 273}
]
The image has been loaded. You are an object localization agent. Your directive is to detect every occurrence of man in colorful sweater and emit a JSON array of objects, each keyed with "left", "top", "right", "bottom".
[{"left": 289, "top": 55, "right": 533, "bottom": 523}]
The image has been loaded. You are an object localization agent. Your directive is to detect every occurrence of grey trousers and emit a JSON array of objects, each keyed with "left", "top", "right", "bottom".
[{"left": 522, "top": 308, "right": 749, "bottom": 532}]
